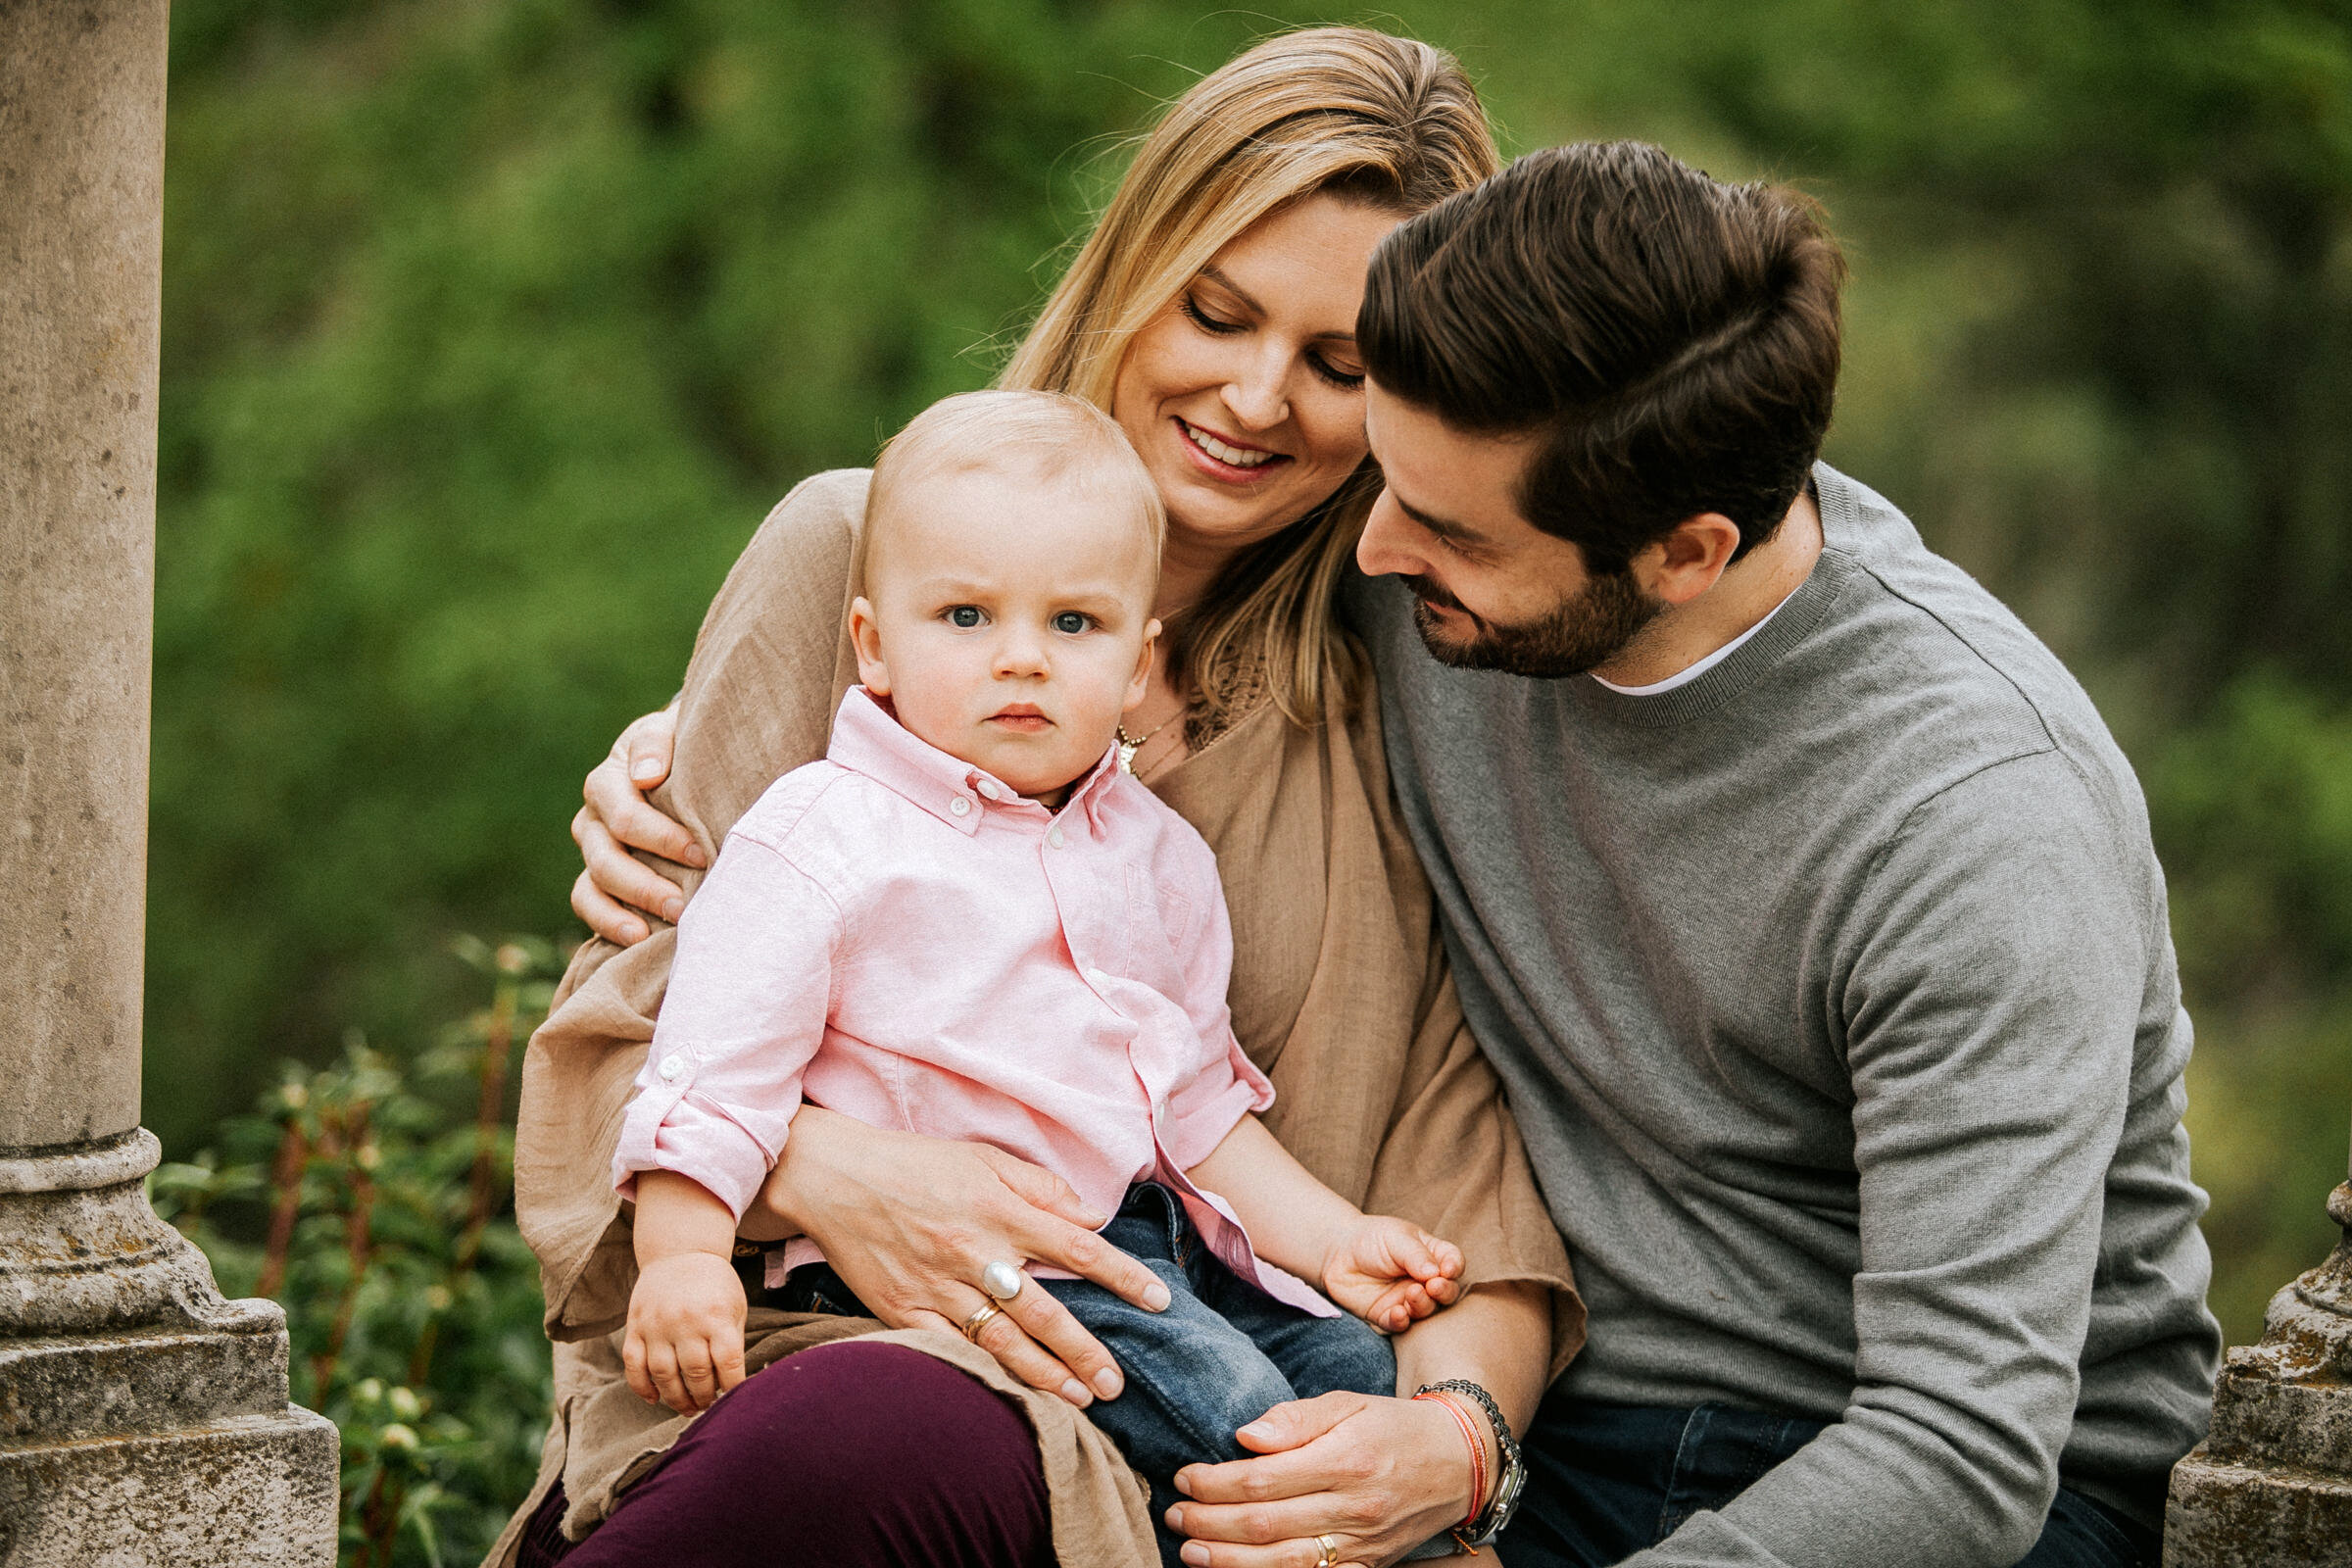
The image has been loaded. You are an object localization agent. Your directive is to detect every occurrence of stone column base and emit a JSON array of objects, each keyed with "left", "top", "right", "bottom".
[
  {"left": 0, "top": 1406, "right": 339, "bottom": 1568},
  {"left": 2165, "top": 1451, "right": 2352, "bottom": 1565},
  {"left": 0, "top": 1132, "right": 341, "bottom": 1563},
  {"left": 2164, "top": 1181, "right": 2352, "bottom": 1567}
]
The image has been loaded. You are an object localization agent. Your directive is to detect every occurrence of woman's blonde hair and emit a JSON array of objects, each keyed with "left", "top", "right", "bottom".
[{"left": 997, "top": 27, "right": 1499, "bottom": 736}]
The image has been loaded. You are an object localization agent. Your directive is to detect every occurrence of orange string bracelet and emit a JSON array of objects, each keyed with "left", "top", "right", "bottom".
[{"left": 1412, "top": 1389, "right": 1487, "bottom": 1546}]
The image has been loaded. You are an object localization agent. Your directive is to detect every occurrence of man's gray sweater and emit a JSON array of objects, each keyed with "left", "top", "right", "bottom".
[{"left": 1347, "top": 466, "right": 2220, "bottom": 1567}]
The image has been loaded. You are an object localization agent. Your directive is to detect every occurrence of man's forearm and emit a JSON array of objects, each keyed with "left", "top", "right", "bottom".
[{"left": 1393, "top": 1279, "right": 1551, "bottom": 1482}]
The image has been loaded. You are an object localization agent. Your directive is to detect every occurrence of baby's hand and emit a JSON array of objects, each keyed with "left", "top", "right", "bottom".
[
  {"left": 1320, "top": 1215, "right": 1466, "bottom": 1333},
  {"left": 623, "top": 1251, "right": 749, "bottom": 1414}
]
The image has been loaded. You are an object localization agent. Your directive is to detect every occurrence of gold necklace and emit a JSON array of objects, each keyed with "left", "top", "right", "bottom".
[{"left": 1115, "top": 713, "right": 1180, "bottom": 774}]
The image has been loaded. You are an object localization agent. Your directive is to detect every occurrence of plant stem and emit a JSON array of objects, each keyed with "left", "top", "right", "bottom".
[
  {"left": 411, "top": 971, "right": 522, "bottom": 1386},
  {"left": 257, "top": 1117, "right": 309, "bottom": 1299},
  {"left": 459, "top": 972, "right": 518, "bottom": 1272},
  {"left": 354, "top": 1459, "right": 405, "bottom": 1568},
  {"left": 313, "top": 1101, "right": 376, "bottom": 1396}
]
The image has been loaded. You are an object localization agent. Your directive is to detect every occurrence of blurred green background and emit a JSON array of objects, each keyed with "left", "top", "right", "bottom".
[{"left": 152, "top": 0, "right": 2350, "bottom": 1350}]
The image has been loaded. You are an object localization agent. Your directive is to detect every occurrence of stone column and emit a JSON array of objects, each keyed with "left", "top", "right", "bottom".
[
  {"left": 2165, "top": 1156, "right": 2352, "bottom": 1564},
  {"left": 0, "top": 2, "right": 339, "bottom": 1561}
]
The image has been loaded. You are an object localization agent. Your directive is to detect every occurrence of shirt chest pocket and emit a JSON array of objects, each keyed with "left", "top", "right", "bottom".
[{"left": 1121, "top": 865, "right": 1193, "bottom": 992}]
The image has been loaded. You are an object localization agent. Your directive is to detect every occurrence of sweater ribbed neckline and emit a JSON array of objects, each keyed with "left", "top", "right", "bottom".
[{"left": 1569, "top": 466, "right": 1860, "bottom": 729}]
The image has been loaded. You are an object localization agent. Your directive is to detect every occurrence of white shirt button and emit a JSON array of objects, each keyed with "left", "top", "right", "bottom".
[
  {"left": 657, "top": 1054, "right": 685, "bottom": 1083},
  {"left": 949, "top": 796, "right": 972, "bottom": 816},
  {"left": 1047, "top": 826, "right": 1065, "bottom": 849},
  {"left": 976, "top": 780, "right": 1001, "bottom": 801}
]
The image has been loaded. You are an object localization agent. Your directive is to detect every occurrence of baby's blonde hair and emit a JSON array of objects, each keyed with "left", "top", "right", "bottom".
[{"left": 857, "top": 389, "right": 1165, "bottom": 599}]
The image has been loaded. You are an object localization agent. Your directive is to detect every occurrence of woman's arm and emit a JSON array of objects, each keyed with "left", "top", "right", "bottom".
[
  {"left": 1161, "top": 1281, "right": 1550, "bottom": 1568},
  {"left": 563, "top": 466, "right": 866, "bottom": 952}
]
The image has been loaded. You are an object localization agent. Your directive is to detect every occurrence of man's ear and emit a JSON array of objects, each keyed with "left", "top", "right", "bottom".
[
  {"left": 1637, "top": 514, "right": 1742, "bottom": 607},
  {"left": 849, "top": 596, "right": 892, "bottom": 695},
  {"left": 1125, "top": 619, "right": 1161, "bottom": 714}
]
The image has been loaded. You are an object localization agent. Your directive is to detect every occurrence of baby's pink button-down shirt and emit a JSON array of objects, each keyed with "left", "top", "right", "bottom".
[{"left": 612, "top": 688, "right": 1333, "bottom": 1316}]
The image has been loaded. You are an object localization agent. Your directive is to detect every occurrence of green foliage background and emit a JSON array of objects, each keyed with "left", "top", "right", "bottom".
[{"left": 152, "top": 0, "right": 2349, "bottom": 1451}]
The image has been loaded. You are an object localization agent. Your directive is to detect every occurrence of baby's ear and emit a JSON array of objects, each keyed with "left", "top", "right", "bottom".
[
  {"left": 1125, "top": 618, "right": 1161, "bottom": 711},
  {"left": 849, "top": 596, "right": 892, "bottom": 695}
]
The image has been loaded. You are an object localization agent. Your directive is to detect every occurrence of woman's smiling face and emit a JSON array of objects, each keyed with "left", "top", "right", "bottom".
[{"left": 1110, "top": 192, "right": 1403, "bottom": 564}]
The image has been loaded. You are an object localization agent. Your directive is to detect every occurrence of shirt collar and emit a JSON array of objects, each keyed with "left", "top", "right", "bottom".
[{"left": 827, "top": 686, "right": 1122, "bottom": 835}]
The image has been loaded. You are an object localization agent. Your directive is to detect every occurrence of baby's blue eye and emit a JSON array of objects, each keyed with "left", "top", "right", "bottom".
[
  {"left": 1052, "top": 612, "right": 1091, "bottom": 635},
  {"left": 947, "top": 607, "right": 983, "bottom": 628}
]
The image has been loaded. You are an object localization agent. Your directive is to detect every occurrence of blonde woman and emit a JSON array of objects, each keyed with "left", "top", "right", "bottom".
[{"left": 507, "top": 28, "right": 1580, "bottom": 1568}]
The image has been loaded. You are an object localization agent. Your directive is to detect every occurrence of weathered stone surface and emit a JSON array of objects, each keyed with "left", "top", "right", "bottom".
[
  {"left": 0, "top": 1132, "right": 245, "bottom": 1336},
  {"left": 0, "top": 1243, "right": 340, "bottom": 1558},
  {"left": 0, "top": 1307, "right": 290, "bottom": 1446},
  {"left": 0, "top": 0, "right": 170, "bottom": 1155},
  {"left": 2165, "top": 1182, "right": 2352, "bottom": 1567},
  {"left": 2164, "top": 1454, "right": 2352, "bottom": 1567},
  {"left": 0, "top": 1409, "right": 340, "bottom": 1567},
  {"left": 2199, "top": 1353, "right": 2352, "bottom": 1478}
]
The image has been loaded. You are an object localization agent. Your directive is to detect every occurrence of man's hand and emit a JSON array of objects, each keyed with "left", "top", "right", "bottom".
[
  {"left": 1320, "top": 1216, "right": 1464, "bottom": 1333},
  {"left": 1165, "top": 1392, "right": 1482, "bottom": 1567},
  {"left": 623, "top": 1250, "right": 749, "bottom": 1415}
]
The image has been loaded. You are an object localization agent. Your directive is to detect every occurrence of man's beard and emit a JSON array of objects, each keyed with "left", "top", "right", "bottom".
[{"left": 1403, "top": 569, "right": 1661, "bottom": 678}]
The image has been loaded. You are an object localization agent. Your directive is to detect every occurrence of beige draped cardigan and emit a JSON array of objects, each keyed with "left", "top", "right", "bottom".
[{"left": 489, "top": 470, "right": 1582, "bottom": 1568}]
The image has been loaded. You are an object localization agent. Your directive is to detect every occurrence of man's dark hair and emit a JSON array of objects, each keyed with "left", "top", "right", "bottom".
[{"left": 1359, "top": 141, "right": 1846, "bottom": 573}]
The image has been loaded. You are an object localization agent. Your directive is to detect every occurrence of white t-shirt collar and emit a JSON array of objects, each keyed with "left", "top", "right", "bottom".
[{"left": 1590, "top": 586, "right": 1797, "bottom": 698}]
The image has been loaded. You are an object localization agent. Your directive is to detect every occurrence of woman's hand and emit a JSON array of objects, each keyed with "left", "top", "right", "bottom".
[
  {"left": 569, "top": 702, "right": 705, "bottom": 945},
  {"left": 754, "top": 1106, "right": 1175, "bottom": 1408},
  {"left": 1162, "top": 1392, "right": 1483, "bottom": 1567}
]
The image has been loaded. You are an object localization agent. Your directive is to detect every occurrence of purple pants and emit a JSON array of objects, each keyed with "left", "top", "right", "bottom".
[{"left": 518, "top": 1341, "right": 1054, "bottom": 1568}]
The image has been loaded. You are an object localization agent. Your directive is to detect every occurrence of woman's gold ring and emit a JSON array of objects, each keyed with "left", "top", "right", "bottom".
[
  {"left": 959, "top": 1301, "right": 1003, "bottom": 1343},
  {"left": 1314, "top": 1533, "right": 1341, "bottom": 1568}
]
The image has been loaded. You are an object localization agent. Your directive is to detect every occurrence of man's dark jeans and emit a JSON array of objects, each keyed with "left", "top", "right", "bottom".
[
  {"left": 782, "top": 1182, "right": 1395, "bottom": 1568},
  {"left": 1500, "top": 1394, "right": 2162, "bottom": 1568}
]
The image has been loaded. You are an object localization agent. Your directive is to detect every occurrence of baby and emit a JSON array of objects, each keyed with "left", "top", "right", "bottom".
[{"left": 613, "top": 390, "right": 1463, "bottom": 1556}]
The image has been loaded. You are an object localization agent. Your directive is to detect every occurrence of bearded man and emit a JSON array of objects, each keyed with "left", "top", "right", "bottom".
[{"left": 1342, "top": 140, "right": 2219, "bottom": 1568}]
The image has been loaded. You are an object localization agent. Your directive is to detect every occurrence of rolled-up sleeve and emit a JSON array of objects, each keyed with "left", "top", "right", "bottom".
[{"left": 611, "top": 830, "right": 840, "bottom": 1220}]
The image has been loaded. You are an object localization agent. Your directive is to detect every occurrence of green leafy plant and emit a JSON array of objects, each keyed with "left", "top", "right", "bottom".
[{"left": 153, "top": 936, "right": 564, "bottom": 1568}]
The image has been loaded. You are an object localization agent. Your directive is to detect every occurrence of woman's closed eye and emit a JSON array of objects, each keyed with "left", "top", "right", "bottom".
[
  {"left": 1179, "top": 292, "right": 1362, "bottom": 391},
  {"left": 1178, "top": 292, "right": 1244, "bottom": 337},
  {"left": 1307, "top": 353, "right": 1364, "bottom": 391}
]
